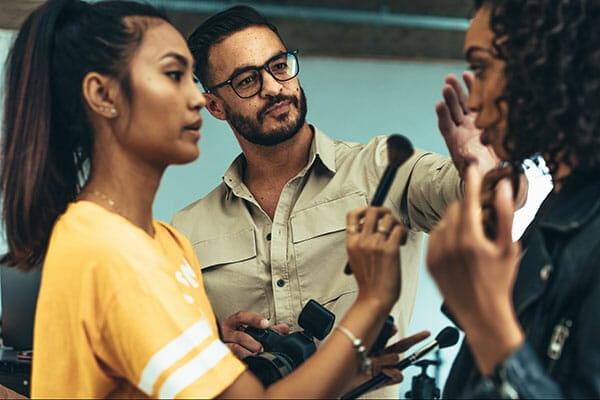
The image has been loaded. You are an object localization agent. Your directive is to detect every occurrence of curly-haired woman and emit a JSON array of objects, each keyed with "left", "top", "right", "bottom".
[{"left": 427, "top": 0, "right": 600, "bottom": 397}]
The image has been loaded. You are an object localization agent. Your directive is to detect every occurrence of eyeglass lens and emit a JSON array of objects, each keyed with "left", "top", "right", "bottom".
[{"left": 232, "top": 52, "right": 298, "bottom": 98}]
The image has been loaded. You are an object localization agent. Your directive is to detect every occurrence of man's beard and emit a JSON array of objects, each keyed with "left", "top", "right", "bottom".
[{"left": 225, "top": 87, "right": 308, "bottom": 146}]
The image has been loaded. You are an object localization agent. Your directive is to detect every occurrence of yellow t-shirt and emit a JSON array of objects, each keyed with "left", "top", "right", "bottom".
[{"left": 31, "top": 201, "right": 245, "bottom": 398}]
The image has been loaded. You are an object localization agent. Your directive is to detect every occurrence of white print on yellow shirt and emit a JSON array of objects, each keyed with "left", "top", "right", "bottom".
[{"left": 175, "top": 259, "right": 199, "bottom": 304}]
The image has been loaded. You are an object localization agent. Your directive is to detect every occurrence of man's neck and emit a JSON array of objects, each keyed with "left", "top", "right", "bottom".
[
  {"left": 241, "top": 123, "right": 314, "bottom": 185},
  {"left": 237, "top": 123, "right": 314, "bottom": 219}
]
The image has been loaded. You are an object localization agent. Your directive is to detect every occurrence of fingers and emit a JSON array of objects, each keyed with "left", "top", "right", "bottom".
[
  {"left": 494, "top": 178, "right": 515, "bottom": 247},
  {"left": 376, "top": 213, "right": 398, "bottom": 236},
  {"left": 226, "top": 342, "right": 257, "bottom": 359},
  {"left": 368, "top": 351, "right": 406, "bottom": 385},
  {"left": 380, "top": 368, "right": 404, "bottom": 384},
  {"left": 371, "top": 352, "right": 401, "bottom": 369},
  {"left": 346, "top": 207, "right": 403, "bottom": 241},
  {"left": 442, "top": 83, "right": 464, "bottom": 126},
  {"left": 462, "top": 70, "right": 475, "bottom": 93},
  {"left": 222, "top": 310, "right": 269, "bottom": 331},
  {"left": 360, "top": 206, "right": 389, "bottom": 235},
  {"left": 223, "top": 328, "right": 264, "bottom": 356},
  {"left": 346, "top": 206, "right": 368, "bottom": 235},
  {"left": 481, "top": 164, "right": 514, "bottom": 239},
  {"left": 446, "top": 73, "right": 469, "bottom": 110},
  {"left": 270, "top": 323, "right": 290, "bottom": 335},
  {"left": 436, "top": 100, "right": 454, "bottom": 137},
  {"left": 482, "top": 166, "right": 509, "bottom": 197},
  {"left": 462, "top": 164, "right": 484, "bottom": 235},
  {"left": 346, "top": 206, "right": 403, "bottom": 305},
  {"left": 383, "top": 330, "right": 431, "bottom": 354},
  {"left": 221, "top": 311, "right": 271, "bottom": 357}
]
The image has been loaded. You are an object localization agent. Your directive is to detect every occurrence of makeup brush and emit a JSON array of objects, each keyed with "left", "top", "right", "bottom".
[{"left": 344, "top": 134, "right": 414, "bottom": 275}]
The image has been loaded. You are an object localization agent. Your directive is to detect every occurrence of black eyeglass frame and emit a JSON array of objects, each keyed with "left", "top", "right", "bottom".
[{"left": 204, "top": 50, "right": 299, "bottom": 98}]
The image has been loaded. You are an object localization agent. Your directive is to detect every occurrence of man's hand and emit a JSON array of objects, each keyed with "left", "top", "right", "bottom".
[
  {"left": 220, "top": 311, "right": 290, "bottom": 359},
  {"left": 372, "top": 330, "right": 431, "bottom": 383},
  {"left": 345, "top": 330, "right": 431, "bottom": 391},
  {"left": 436, "top": 72, "right": 499, "bottom": 178}
]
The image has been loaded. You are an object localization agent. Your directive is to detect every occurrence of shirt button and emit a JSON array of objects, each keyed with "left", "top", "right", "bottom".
[
  {"left": 276, "top": 279, "right": 286, "bottom": 287},
  {"left": 540, "top": 264, "right": 553, "bottom": 281},
  {"left": 266, "top": 233, "right": 272, "bottom": 241}
]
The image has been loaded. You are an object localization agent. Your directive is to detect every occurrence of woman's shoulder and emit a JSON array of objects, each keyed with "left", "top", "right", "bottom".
[{"left": 47, "top": 201, "right": 157, "bottom": 268}]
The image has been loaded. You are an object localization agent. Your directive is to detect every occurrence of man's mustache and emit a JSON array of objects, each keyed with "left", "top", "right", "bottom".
[{"left": 258, "top": 94, "right": 298, "bottom": 122}]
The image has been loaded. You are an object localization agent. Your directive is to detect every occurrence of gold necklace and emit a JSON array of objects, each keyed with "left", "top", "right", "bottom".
[{"left": 88, "top": 190, "right": 155, "bottom": 237}]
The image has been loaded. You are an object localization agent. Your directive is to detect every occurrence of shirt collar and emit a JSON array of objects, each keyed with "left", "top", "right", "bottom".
[
  {"left": 222, "top": 153, "right": 246, "bottom": 194},
  {"left": 222, "top": 125, "right": 337, "bottom": 191},
  {"left": 311, "top": 126, "right": 337, "bottom": 173}
]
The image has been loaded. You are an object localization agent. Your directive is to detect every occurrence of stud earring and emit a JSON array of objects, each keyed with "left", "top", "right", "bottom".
[{"left": 110, "top": 108, "right": 118, "bottom": 116}]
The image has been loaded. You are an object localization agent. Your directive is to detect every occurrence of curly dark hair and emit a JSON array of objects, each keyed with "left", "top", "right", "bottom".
[{"left": 476, "top": 0, "right": 600, "bottom": 179}]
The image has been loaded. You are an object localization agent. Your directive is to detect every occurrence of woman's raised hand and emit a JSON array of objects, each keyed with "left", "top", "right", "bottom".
[{"left": 346, "top": 206, "right": 405, "bottom": 310}]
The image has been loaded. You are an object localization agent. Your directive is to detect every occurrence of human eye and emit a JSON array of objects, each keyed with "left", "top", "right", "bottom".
[
  {"left": 468, "top": 62, "right": 486, "bottom": 78},
  {"left": 234, "top": 71, "right": 258, "bottom": 88},
  {"left": 166, "top": 71, "right": 183, "bottom": 82},
  {"left": 270, "top": 56, "right": 289, "bottom": 73},
  {"left": 271, "top": 62, "right": 288, "bottom": 73}
]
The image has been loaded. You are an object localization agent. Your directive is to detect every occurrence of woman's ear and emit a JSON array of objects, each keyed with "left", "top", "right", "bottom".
[
  {"left": 82, "top": 72, "right": 120, "bottom": 118},
  {"left": 204, "top": 93, "right": 227, "bottom": 121}
]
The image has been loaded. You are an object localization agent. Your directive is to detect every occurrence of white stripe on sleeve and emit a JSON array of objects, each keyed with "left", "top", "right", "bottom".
[
  {"left": 138, "top": 320, "right": 212, "bottom": 395},
  {"left": 159, "top": 340, "right": 230, "bottom": 399}
]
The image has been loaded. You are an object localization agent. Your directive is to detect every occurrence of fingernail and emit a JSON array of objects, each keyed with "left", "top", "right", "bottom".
[{"left": 259, "top": 319, "right": 269, "bottom": 328}]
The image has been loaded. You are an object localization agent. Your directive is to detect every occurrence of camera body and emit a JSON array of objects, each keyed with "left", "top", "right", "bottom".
[{"left": 243, "top": 299, "right": 335, "bottom": 387}]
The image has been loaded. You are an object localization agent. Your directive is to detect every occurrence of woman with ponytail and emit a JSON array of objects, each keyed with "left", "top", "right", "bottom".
[{"left": 1, "top": 1, "right": 418, "bottom": 398}]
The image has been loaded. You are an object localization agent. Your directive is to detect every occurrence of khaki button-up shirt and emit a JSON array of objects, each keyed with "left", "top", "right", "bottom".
[{"left": 172, "top": 127, "right": 461, "bottom": 397}]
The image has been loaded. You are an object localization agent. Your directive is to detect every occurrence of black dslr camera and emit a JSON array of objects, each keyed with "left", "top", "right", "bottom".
[{"left": 243, "top": 299, "right": 335, "bottom": 387}]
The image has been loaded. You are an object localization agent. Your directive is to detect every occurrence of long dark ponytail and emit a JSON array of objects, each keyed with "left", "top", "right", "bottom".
[{"left": 1, "top": 0, "right": 168, "bottom": 270}]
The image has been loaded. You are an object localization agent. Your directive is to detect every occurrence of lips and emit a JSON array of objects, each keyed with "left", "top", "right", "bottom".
[
  {"left": 258, "top": 95, "right": 298, "bottom": 122},
  {"left": 265, "top": 100, "right": 291, "bottom": 116},
  {"left": 184, "top": 119, "right": 202, "bottom": 131},
  {"left": 183, "top": 119, "right": 202, "bottom": 141}
]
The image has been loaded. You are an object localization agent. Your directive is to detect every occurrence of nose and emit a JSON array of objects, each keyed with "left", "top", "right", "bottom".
[
  {"left": 466, "top": 82, "right": 481, "bottom": 114},
  {"left": 259, "top": 68, "right": 284, "bottom": 97},
  {"left": 189, "top": 81, "right": 206, "bottom": 112}
]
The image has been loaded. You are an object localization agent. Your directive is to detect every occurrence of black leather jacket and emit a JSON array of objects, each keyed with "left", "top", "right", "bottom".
[{"left": 443, "top": 174, "right": 600, "bottom": 399}]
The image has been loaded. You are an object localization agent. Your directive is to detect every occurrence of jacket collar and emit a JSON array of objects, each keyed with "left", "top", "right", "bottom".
[{"left": 538, "top": 174, "right": 600, "bottom": 234}]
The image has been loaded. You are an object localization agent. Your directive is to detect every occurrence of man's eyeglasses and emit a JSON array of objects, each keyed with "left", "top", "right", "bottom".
[{"left": 205, "top": 50, "right": 299, "bottom": 99}]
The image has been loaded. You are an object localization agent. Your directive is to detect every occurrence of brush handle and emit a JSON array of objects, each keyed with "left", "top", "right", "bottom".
[
  {"left": 341, "top": 373, "right": 389, "bottom": 399},
  {"left": 370, "top": 165, "right": 398, "bottom": 206}
]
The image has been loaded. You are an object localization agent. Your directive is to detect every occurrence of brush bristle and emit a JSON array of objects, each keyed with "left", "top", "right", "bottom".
[{"left": 387, "top": 134, "right": 414, "bottom": 167}]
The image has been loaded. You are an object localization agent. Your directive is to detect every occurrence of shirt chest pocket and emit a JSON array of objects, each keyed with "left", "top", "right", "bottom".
[
  {"left": 290, "top": 193, "right": 367, "bottom": 313},
  {"left": 192, "top": 228, "right": 271, "bottom": 322}
]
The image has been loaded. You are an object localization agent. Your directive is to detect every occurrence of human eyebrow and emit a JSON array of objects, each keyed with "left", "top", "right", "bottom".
[
  {"left": 465, "top": 46, "right": 495, "bottom": 61},
  {"left": 160, "top": 52, "right": 191, "bottom": 68},
  {"left": 227, "top": 51, "right": 288, "bottom": 78},
  {"left": 227, "top": 64, "right": 259, "bottom": 79}
]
